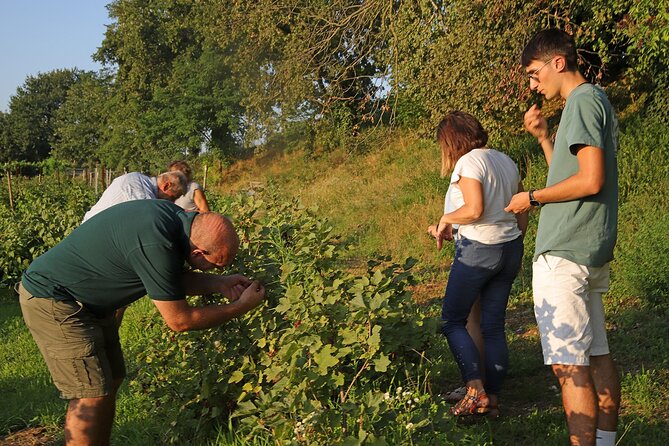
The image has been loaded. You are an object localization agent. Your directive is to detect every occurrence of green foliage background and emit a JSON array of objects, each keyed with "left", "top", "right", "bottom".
[{"left": 2, "top": 0, "right": 669, "bottom": 167}]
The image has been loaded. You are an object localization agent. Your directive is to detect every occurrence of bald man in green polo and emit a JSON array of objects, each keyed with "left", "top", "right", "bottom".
[{"left": 19, "top": 199, "right": 265, "bottom": 445}]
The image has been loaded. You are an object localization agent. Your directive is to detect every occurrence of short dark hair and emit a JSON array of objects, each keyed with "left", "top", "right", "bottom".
[
  {"left": 521, "top": 28, "right": 578, "bottom": 71},
  {"left": 436, "top": 111, "right": 488, "bottom": 177}
]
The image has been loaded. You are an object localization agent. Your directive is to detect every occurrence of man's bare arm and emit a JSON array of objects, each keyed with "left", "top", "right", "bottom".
[
  {"left": 505, "top": 145, "right": 605, "bottom": 214},
  {"left": 152, "top": 281, "right": 265, "bottom": 332}
]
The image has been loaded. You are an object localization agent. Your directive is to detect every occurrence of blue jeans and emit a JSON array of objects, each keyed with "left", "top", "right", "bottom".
[{"left": 441, "top": 235, "right": 523, "bottom": 395}]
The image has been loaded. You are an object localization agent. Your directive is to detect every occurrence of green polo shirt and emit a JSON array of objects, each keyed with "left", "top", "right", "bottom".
[
  {"left": 534, "top": 83, "right": 619, "bottom": 267},
  {"left": 22, "top": 200, "right": 196, "bottom": 315}
]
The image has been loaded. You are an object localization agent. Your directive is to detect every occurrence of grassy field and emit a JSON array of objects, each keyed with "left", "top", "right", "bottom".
[
  {"left": 2, "top": 118, "right": 668, "bottom": 444},
  {"left": 2, "top": 277, "right": 668, "bottom": 444}
]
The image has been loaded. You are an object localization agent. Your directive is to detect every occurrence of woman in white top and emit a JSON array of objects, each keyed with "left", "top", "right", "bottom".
[
  {"left": 168, "top": 160, "right": 210, "bottom": 213},
  {"left": 427, "top": 111, "right": 527, "bottom": 417}
]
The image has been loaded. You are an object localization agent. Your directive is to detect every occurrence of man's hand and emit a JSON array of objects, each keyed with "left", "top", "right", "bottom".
[
  {"left": 524, "top": 105, "right": 549, "bottom": 142},
  {"left": 220, "top": 274, "right": 252, "bottom": 301},
  {"left": 153, "top": 279, "right": 266, "bottom": 332},
  {"left": 505, "top": 191, "right": 532, "bottom": 214},
  {"left": 237, "top": 281, "right": 265, "bottom": 311}
]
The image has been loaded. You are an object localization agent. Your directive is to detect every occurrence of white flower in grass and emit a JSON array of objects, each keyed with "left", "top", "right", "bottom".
[
  {"left": 383, "top": 392, "right": 391, "bottom": 400},
  {"left": 294, "top": 421, "right": 306, "bottom": 436},
  {"left": 406, "top": 422, "right": 415, "bottom": 430}
]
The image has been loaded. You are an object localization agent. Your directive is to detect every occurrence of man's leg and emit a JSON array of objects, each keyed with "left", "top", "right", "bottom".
[
  {"left": 552, "top": 364, "right": 598, "bottom": 446},
  {"left": 65, "top": 396, "right": 115, "bottom": 446},
  {"left": 64, "top": 377, "right": 124, "bottom": 446},
  {"left": 533, "top": 255, "right": 610, "bottom": 445},
  {"left": 590, "top": 354, "right": 620, "bottom": 431},
  {"left": 587, "top": 265, "right": 620, "bottom": 442}
]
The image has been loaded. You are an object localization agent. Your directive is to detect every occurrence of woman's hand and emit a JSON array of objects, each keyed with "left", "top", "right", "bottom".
[{"left": 436, "top": 221, "right": 454, "bottom": 250}]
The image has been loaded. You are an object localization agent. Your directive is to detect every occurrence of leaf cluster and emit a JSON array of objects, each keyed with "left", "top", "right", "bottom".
[
  {"left": 0, "top": 177, "right": 96, "bottom": 285},
  {"left": 130, "top": 190, "right": 442, "bottom": 444}
]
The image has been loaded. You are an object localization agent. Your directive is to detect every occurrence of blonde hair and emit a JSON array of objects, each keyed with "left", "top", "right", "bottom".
[{"left": 436, "top": 111, "right": 488, "bottom": 177}]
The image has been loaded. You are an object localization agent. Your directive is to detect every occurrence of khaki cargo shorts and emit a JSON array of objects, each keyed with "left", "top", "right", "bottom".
[{"left": 18, "top": 283, "right": 126, "bottom": 399}]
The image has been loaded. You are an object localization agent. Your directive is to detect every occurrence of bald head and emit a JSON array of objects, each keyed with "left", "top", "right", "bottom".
[{"left": 189, "top": 212, "right": 239, "bottom": 269}]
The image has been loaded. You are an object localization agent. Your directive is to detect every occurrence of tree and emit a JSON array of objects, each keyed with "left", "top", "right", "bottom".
[
  {"left": 0, "top": 111, "right": 14, "bottom": 163},
  {"left": 6, "top": 69, "right": 81, "bottom": 162},
  {"left": 52, "top": 71, "right": 113, "bottom": 166},
  {"left": 140, "top": 47, "right": 245, "bottom": 159},
  {"left": 96, "top": 0, "right": 247, "bottom": 162}
]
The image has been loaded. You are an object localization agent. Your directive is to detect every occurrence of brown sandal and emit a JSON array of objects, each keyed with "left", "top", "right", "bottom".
[{"left": 450, "top": 387, "right": 490, "bottom": 416}]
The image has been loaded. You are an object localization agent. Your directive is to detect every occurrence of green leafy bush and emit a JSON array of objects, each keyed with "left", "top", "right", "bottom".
[
  {"left": 130, "top": 191, "right": 440, "bottom": 444},
  {"left": 0, "top": 177, "right": 96, "bottom": 285}
]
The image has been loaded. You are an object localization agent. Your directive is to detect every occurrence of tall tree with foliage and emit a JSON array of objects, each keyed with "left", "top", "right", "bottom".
[
  {"left": 4, "top": 69, "right": 81, "bottom": 162},
  {"left": 0, "top": 111, "right": 13, "bottom": 163},
  {"left": 96, "top": 0, "right": 247, "bottom": 163},
  {"left": 51, "top": 71, "right": 113, "bottom": 167}
]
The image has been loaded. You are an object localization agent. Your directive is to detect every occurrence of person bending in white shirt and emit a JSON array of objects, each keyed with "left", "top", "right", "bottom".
[{"left": 82, "top": 171, "right": 187, "bottom": 222}]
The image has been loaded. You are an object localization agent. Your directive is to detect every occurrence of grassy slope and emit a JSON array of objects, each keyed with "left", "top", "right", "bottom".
[{"left": 210, "top": 128, "right": 669, "bottom": 444}]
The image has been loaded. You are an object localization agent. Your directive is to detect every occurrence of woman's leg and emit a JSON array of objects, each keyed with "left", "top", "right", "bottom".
[
  {"left": 442, "top": 240, "right": 495, "bottom": 385},
  {"left": 479, "top": 236, "right": 524, "bottom": 397},
  {"left": 467, "top": 299, "right": 485, "bottom": 371}
]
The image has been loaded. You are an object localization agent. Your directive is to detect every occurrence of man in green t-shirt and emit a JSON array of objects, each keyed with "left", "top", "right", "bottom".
[
  {"left": 506, "top": 29, "right": 620, "bottom": 446},
  {"left": 19, "top": 200, "right": 265, "bottom": 445}
]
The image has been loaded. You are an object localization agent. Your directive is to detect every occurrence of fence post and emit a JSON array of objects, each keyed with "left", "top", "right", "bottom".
[
  {"left": 95, "top": 167, "right": 99, "bottom": 195},
  {"left": 7, "top": 171, "right": 14, "bottom": 211},
  {"left": 203, "top": 164, "right": 208, "bottom": 190}
]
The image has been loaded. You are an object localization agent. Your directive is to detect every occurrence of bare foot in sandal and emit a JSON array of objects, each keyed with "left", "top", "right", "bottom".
[{"left": 450, "top": 386, "right": 490, "bottom": 416}]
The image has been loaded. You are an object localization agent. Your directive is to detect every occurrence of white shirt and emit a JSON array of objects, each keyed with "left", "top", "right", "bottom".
[
  {"left": 444, "top": 148, "right": 521, "bottom": 244},
  {"left": 174, "top": 181, "right": 202, "bottom": 212},
  {"left": 82, "top": 172, "right": 158, "bottom": 222}
]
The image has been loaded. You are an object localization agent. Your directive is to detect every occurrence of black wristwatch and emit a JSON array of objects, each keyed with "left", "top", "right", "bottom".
[{"left": 529, "top": 189, "right": 542, "bottom": 207}]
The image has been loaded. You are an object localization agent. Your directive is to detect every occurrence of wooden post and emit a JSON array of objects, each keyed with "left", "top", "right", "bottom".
[
  {"left": 203, "top": 164, "right": 208, "bottom": 190},
  {"left": 7, "top": 171, "right": 14, "bottom": 211},
  {"left": 94, "top": 166, "right": 99, "bottom": 195}
]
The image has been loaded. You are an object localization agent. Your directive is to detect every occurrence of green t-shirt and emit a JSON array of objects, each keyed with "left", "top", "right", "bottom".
[
  {"left": 22, "top": 200, "right": 196, "bottom": 315},
  {"left": 534, "top": 83, "right": 619, "bottom": 267}
]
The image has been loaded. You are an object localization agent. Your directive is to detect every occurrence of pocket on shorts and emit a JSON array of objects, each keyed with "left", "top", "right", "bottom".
[
  {"left": 50, "top": 299, "right": 84, "bottom": 325},
  {"left": 47, "top": 340, "right": 104, "bottom": 391}
]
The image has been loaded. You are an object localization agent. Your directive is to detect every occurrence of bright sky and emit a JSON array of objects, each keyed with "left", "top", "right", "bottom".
[{"left": 0, "top": 0, "right": 111, "bottom": 112}]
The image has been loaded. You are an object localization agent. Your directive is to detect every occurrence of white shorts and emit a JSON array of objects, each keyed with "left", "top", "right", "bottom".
[{"left": 532, "top": 254, "right": 610, "bottom": 365}]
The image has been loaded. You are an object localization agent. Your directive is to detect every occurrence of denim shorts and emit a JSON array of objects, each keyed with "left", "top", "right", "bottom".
[
  {"left": 532, "top": 254, "right": 610, "bottom": 365},
  {"left": 18, "top": 283, "right": 126, "bottom": 399}
]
